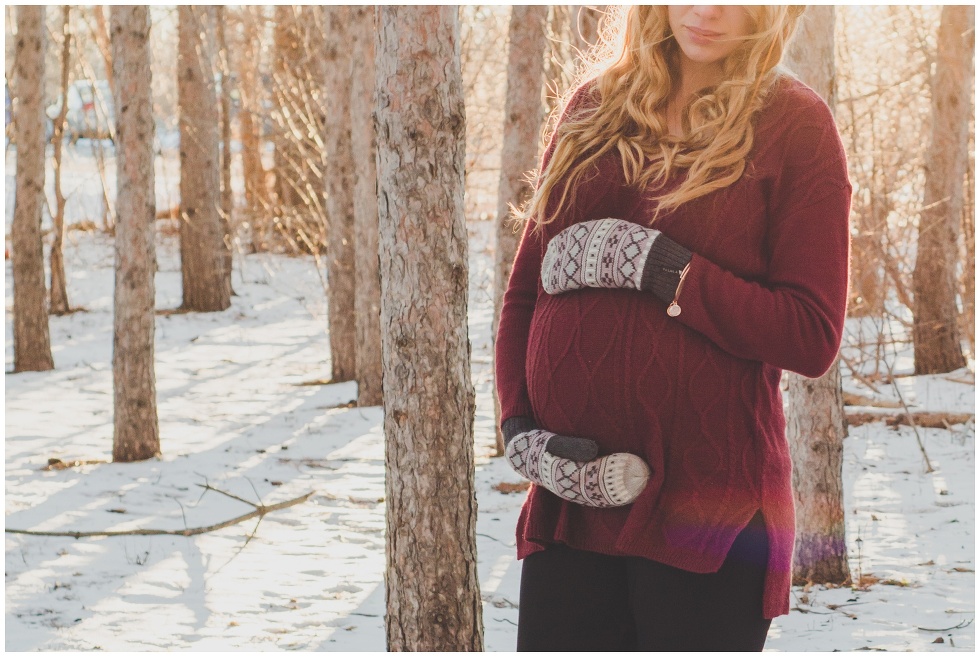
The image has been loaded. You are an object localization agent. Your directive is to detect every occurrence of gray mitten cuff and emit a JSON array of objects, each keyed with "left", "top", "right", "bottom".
[
  {"left": 502, "top": 416, "right": 598, "bottom": 462},
  {"left": 639, "top": 234, "right": 692, "bottom": 305}
]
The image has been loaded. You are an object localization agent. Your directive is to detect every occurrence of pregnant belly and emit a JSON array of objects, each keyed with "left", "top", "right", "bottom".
[{"left": 525, "top": 288, "right": 683, "bottom": 455}]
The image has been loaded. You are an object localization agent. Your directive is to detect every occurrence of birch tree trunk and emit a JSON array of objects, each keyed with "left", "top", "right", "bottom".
[
  {"left": 912, "top": 5, "right": 973, "bottom": 374},
  {"left": 49, "top": 5, "right": 72, "bottom": 316},
  {"left": 376, "top": 6, "right": 483, "bottom": 650},
  {"left": 783, "top": 6, "right": 851, "bottom": 587},
  {"left": 492, "top": 5, "right": 549, "bottom": 455},
  {"left": 12, "top": 5, "right": 54, "bottom": 373},
  {"left": 323, "top": 6, "right": 357, "bottom": 383},
  {"left": 178, "top": 5, "right": 230, "bottom": 312},
  {"left": 111, "top": 4, "right": 160, "bottom": 463},
  {"left": 350, "top": 6, "right": 383, "bottom": 406}
]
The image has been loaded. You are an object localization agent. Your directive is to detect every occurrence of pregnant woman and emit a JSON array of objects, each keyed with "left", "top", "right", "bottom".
[{"left": 495, "top": 5, "right": 851, "bottom": 651}]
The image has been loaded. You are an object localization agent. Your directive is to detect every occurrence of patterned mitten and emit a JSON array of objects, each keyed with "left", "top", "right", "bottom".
[
  {"left": 541, "top": 218, "right": 692, "bottom": 305},
  {"left": 505, "top": 429, "right": 651, "bottom": 508}
]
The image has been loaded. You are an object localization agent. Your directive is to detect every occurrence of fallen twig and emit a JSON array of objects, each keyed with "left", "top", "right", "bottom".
[
  {"left": 5, "top": 489, "right": 314, "bottom": 538},
  {"left": 916, "top": 619, "right": 973, "bottom": 632},
  {"left": 846, "top": 411, "right": 974, "bottom": 429}
]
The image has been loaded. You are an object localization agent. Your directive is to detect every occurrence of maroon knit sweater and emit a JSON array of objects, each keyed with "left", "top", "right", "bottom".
[{"left": 495, "top": 75, "right": 852, "bottom": 619}]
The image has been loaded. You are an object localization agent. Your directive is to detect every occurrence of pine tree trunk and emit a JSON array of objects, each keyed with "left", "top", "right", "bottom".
[
  {"left": 376, "top": 6, "right": 483, "bottom": 651},
  {"left": 49, "top": 5, "right": 72, "bottom": 316},
  {"left": 178, "top": 5, "right": 230, "bottom": 312},
  {"left": 111, "top": 5, "right": 160, "bottom": 463},
  {"left": 350, "top": 6, "right": 383, "bottom": 406},
  {"left": 912, "top": 5, "right": 972, "bottom": 374},
  {"left": 323, "top": 6, "right": 357, "bottom": 383},
  {"left": 782, "top": 5, "right": 851, "bottom": 587},
  {"left": 238, "top": 6, "right": 267, "bottom": 252},
  {"left": 12, "top": 5, "right": 54, "bottom": 373},
  {"left": 216, "top": 5, "right": 234, "bottom": 294},
  {"left": 492, "top": 5, "right": 549, "bottom": 455}
]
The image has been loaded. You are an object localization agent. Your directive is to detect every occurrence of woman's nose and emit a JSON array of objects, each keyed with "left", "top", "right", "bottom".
[{"left": 691, "top": 6, "right": 723, "bottom": 21}]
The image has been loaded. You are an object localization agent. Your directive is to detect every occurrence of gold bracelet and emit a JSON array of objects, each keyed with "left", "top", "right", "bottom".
[{"left": 666, "top": 261, "right": 692, "bottom": 317}]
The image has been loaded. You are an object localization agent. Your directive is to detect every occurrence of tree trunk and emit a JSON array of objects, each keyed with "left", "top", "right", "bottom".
[
  {"left": 238, "top": 6, "right": 268, "bottom": 252},
  {"left": 492, "top": 5, "right": 549, "bottom": 456},
  {"left": 376, "top": 6, "right": 483, "bottom": 651},
  {"left": 350, "top": 6, "right": 383, "bottom": 406},
  {"left": 49, "top": 5, "right": 72, "bottom": 316},
  {"left": 912, "top": 5, "right": 973, "bottom": 374},
  {"left": 178, "top": 5, "right": 230, "bottom": 312},
  {"left": 570, "top": 5, "right": 604, "bottom": 55},
  {"left": 323, "top": 6, "right": 358, "bottom": 383},
  {"left": 111, "top": 5, "right": 160, "bottom": 463},
  {"left": 12, "top": 5, "right": 54, "bottom": 373},
  {"left": 92, "top": 6, "right": 115, "bottom": 101},
  {"left": 216, "top": 5, "right": 234, "bottom": 294},
  {"left": 782, "top": 6, "right": 851, "bottom": 587}
]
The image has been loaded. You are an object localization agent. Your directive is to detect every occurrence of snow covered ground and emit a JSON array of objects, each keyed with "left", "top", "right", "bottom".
[{"left": 5, "top": 147, "right": 975, "bottom": 651}]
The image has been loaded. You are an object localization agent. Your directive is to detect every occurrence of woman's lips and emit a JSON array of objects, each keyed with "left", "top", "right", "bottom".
[{"left": 686, "top": 25, "right": 723, "bottom": 44}]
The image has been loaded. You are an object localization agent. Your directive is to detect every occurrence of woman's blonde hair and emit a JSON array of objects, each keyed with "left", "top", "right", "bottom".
[{"left": 524, "top": 5, "right": 806, "bottom": 230}]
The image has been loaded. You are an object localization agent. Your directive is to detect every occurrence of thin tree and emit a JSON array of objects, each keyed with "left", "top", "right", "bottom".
[
  {"left": 350, "top": 6, "right": 383, "bottom": 406},
  {"left": 376, "top": 6, "right": 483, "bottom": 650},
  {"left": 323, "top": 6, "right": 357, "bottom": 383},
  {"left": 110, "top": 4, "right": 160, "bottom": 463},
  {"left": 912, "top": 5, "right": 973, "bottom": 374},
  {"left": 237, "top": 6, "right": 268, "bottom": 251},
  {"left": 783, "top": 6, "right": 851, "bottom": 586},
  {"left": 49, "top": 5, "right": 72, "bottom": 316},
  {"left": 178, "top": 5, "right": 230, "bottom": 312},
  {"left": 492, "top": 5, "right": 549, "bottom": 455},
  {"left": 11, "top": 5, "right": 54, "bottom": 373},
  {"left": 216, "top": 5, "right": 234, "bottom": 294}
]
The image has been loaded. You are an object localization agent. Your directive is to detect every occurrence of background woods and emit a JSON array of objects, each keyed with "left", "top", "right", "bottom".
[{"left": 4, "top": 5, "right": 975, "bottom": 652}]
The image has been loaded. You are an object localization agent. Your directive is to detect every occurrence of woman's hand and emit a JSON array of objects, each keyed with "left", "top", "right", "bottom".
[
  {"left": 502, "top": 416, "right": 650, "bottom": 508},
  {"left": 541, "top": 218, "right": 692, "bottom": 305}
]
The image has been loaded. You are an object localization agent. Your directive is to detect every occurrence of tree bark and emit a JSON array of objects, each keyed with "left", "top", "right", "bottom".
[
  {"left": 492, "top": 5, "right": 549, "bottom": 455},
  {"left": 323, "top": 6, "right": 358, "bottom": 383},
  {"left": 350, "top": 6, "right": 383, "bottom": 406},
  {"left": 49, "top": 5, "right": 72, "bottom": 316},
  {"left": 782, "top": 5, "right": 851, "bottom": 587},
  {"left": 111, "top": 4, "right": 160, "bottom": 463},
  {"left": 912, "top": 5, "right": 973, "bottom": 374},
  {"left": 178, "top": 5, "right": 230, "bottom": 312},
  {"left": 12, "top": 5, "right": 54, "bottom": 373},
  {"left": 216, "top": 5, "right": 234, "bottom": 294},
  {"left": 376, "top": 6, "right": 483, "bottom": 651}
]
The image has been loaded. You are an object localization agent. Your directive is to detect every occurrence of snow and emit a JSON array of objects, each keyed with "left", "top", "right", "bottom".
[{"left": 5, "top": 146, "right": 976, "bottom": 651}]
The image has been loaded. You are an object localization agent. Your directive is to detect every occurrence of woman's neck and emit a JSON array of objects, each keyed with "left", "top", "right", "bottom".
[
  {"left": 666, "top": 59, "right": 726, "bottom": 138},
  {"left": 674, "top": 58, "right": 725, "bottom": 105}
]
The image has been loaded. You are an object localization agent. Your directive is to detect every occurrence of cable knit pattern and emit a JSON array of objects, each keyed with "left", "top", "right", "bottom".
[{"left": 495, "top": 75, "right": 852, "bottom": 620}]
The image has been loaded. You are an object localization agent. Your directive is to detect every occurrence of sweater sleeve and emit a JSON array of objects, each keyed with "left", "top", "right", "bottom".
[
  {"left": 495, "top": 82, "right": 622, "bottom": 425},
  {"left": 673, "top": 102, "right": 852, "bottom": 379}
]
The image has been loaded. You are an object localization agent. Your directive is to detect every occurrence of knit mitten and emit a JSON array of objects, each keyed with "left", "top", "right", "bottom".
[
  {"left": 541, "top": 218, "right": 692, "bottom": 305},
  {"left": 505, "top": 428, "right": 651, "bottom": 508}
]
